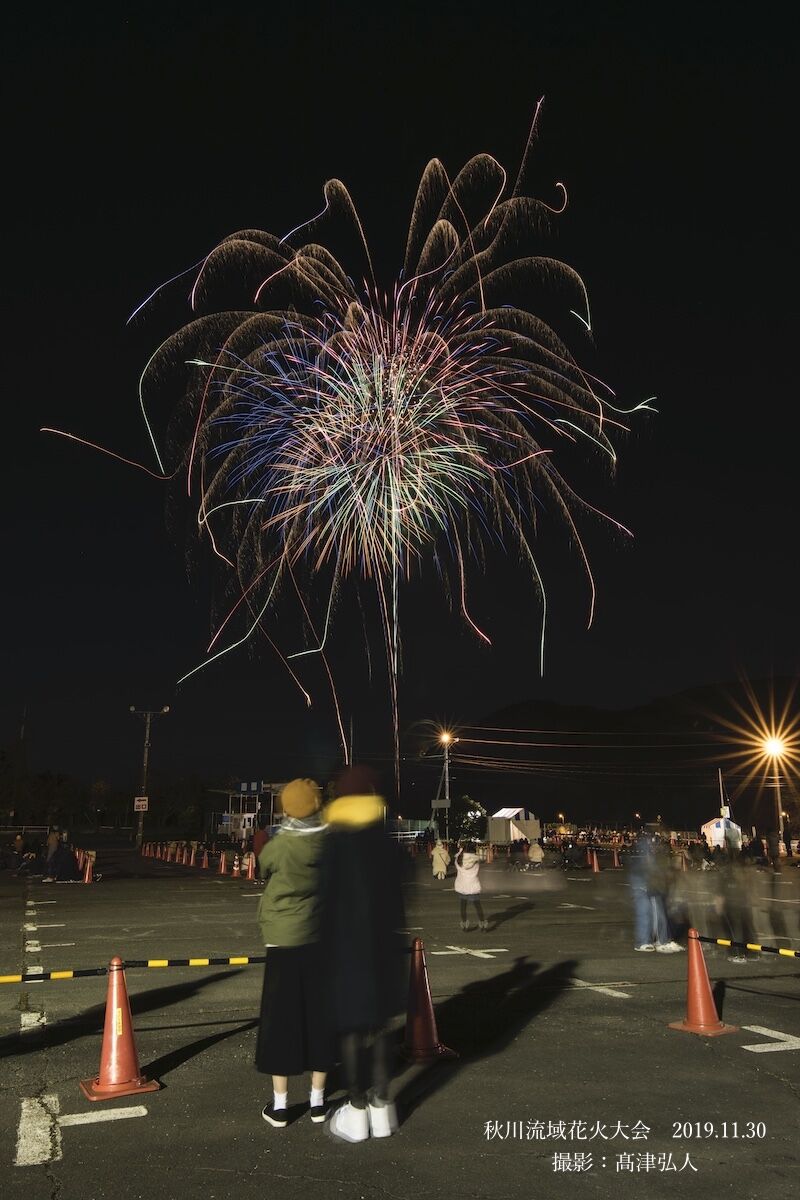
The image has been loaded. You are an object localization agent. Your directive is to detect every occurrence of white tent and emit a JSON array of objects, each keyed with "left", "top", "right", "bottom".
[
  {"left": 488, "top": 807, "right": 541, "bottom": 845},
  {"left": 701, "top": 815, "right": 742, "bottom": 850}
]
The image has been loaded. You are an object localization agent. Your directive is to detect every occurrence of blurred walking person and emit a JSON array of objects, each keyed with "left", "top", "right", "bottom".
[
  {"left": 321, "top": 765, "right": 407, "bottom": 1144},
  {"left": 626, "top": 835, "right": 683, "bottom": 953},
  {"left": 254, "top": 778, "right": 335, "bottom": 1128}
]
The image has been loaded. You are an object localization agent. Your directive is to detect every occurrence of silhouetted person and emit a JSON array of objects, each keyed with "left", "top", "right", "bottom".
[{"left": 321, "top": 765, "right": 406, "bottom": 1144}]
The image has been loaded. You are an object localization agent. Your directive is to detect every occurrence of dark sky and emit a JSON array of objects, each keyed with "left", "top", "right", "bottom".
[{"left": 4, "top": 1, "right": 798, "bottom": 805}]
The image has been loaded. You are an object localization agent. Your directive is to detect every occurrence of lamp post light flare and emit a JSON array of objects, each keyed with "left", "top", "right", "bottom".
[{"left": 763, "top": 735, "right": 786, "bottom": 852}]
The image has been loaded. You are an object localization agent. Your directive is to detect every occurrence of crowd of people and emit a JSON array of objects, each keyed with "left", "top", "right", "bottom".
[{"left": 1, "top": 828, "right": 82, "bottom": 881}]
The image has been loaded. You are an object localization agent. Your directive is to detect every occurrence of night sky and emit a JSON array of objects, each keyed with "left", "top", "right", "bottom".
[{"left": 4, "top": 2, "right": 798, "bottom": 809}]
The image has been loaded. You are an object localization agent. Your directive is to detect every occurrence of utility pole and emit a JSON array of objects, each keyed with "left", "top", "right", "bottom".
[{"left": 130, "top": 706, "right": 170, "bottom": 848}]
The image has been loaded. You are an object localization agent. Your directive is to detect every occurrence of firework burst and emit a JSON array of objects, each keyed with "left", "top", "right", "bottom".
[{"left": 46, "top": 107, "right": 653, "bottom": 774}]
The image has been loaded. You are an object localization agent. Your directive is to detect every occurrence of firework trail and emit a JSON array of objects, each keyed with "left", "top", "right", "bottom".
[{"left": 46, "top": 107, "right": 653, "bottom": 780}]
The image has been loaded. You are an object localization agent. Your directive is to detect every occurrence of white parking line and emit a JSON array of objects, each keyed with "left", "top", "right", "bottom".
[
  {"left": 430, "top": 945, "right": 510, "bottom": 960},
  {"left": 59, "top": 1107, "right": 149, "bottom": 1127},
  {"left": 741, "top": 1025, "right": 800, "bottom": 1053},
  {"left": 570, "top": 978, "right": 631, "bottom": 999},
  {"left": 20, "top": 1011, "right": 47, "bottom": 1033},
  {"left": 25, "top": 941, "right": 41, "bottom": 954},
  {"left": 15, "top": 1096, "right": 62, "bottom": 1166}
]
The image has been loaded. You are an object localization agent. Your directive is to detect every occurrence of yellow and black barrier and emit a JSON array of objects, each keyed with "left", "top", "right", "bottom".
[
  {"left": 695, "top": 934, "right": 798, "bottom": 959},
  {"left": 2, "top": 945, "right": 415, "bottom": 985},
  {"left": 0, "top": 954, "right": 268, "bottom": 985}
]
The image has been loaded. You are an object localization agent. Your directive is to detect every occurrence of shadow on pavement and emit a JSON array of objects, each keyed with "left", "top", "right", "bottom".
[
  {"left": 396, "top": 955, "right": 578, "bottom": 1118},
  {"left": 142, "top": 1018, "right": 259, "bottom": 1084},
  {"left": 485, "top": 900, "right": 537, "bottom": 930},
  {"left": 0, "top": 970, "right": 242, "bottom": 1058}
]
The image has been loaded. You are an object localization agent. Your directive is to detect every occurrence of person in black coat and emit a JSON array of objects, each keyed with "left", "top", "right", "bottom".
[{"left": 321, "top": 764, "right": 406, "bottom": 1144}]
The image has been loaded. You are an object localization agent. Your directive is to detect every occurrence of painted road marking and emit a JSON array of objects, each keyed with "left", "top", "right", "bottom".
[
  {"left": 59, "top": 1107, "right": 149, "bottom": 1127},
  {"left": 27, "top": 900, "right": 56, "bottom": 905},
  {"left": 431, "top": 945, "right": 510, "bottom": 960},
  {"left": 741, "top": 1026, "right": 800, "bottom": 1053},
  {"left": 557, "top": 903, "right": 596, "bottom": 911},
  {"left": 15, "top": 1096, "right": 62, "bottom": 1166},
  {"left": 24, "top": 923, "right": 65, "bottom": 931},
  {"left": 25, "top": 941, "right": 41, "bottom": 954},
  {"left": 15, "top": 1098, "right": 148, "bottom": 1165},
  {"left": 26, "top": 966, "right": 44, "bottom": 976},
  {"left": 20, "top": 1011, "right": 47, "bottom": 1032},
  {"left": 570, "top": 978, "right": 632, "bottom": 999},
  {"left": 39, "top": 943, "right": 76, "bottom": 949}
]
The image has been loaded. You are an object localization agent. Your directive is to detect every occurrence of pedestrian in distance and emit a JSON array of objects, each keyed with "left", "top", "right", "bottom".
[
  {"left": 254, "top": 778, "right": 335, "bottom": 1129},
  {"left": 320, "top": 764, "right": 407, "bottom": 1144},
  {"left": 527, "top": 839, "right": 545, "bottom": 870},
  {"left": 432, "top": 838, "right": 450, "bottom": 880},
  {"left": 625, "top": 835, "right": 684, "bottom": 953},
  {"left": 455, "top": 840, "right": 489, "bottom": 930}
]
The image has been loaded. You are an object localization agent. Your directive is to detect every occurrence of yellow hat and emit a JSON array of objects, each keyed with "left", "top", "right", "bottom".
[{"left": 280, "top": 778, "right": 322, "bottom": 819}]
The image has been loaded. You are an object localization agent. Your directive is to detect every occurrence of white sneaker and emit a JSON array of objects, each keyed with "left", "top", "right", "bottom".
[
  {"left": 655, "top": 942, "right": 683, "bottom": 953},
  {"left": 634, "top": 943, "right": 655, "bottom": 952},
  {"left": 367, "top": 1097, "right": 398, "bottom": 1138},
  {"left": 328, "top": 1101, "right": 370, "bottom": 1143}
]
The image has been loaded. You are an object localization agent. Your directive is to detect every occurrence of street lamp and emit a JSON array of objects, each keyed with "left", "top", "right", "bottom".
[
  {"left": 130, "top": 706, "right": 170, "bottom": 848},
  {"left": 439, "top": 731, "right": 458, "bottom": 842},
  {"left": 763, "top": 735, "right": 786, "bottom": 851}
]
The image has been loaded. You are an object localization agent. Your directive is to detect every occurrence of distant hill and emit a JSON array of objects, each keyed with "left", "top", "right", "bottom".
[{"left": 443, "top": 676, "right": 799, "bottom": 832}]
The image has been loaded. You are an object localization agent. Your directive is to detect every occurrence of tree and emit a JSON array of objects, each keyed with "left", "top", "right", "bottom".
[{"left": 450, "top": 794, "right": 487, "bottom": 842}]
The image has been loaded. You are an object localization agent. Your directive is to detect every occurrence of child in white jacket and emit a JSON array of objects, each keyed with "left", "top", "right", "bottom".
[{"left": 454, "top": 841, "right": 489, "bottom": 930}]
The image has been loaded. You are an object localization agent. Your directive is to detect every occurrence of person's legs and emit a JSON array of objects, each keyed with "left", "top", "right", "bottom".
[
  {"left": 651, "top": 894, "right": 670, "bottom": 946},
  {"left": 369, "top": 1030, "right": 391, "bottom": 1103},
  {"left": 341, "top": 1030, "right": 367, "bottom": 1108},
  {"left": 366, "top": 1029, "right": 398, "bottom": 1137},
  {"left": 460, "top": 898, "right": 469, "bottom": 929},
  {"left": 631, "top": 883, "right": 653, "bottom": 947},
  {"left": 473, "top": 897, "right": 487, "bottom": 928},
  {"left": 329, "top": 1032, "right": 371, "bottom": 1142}
]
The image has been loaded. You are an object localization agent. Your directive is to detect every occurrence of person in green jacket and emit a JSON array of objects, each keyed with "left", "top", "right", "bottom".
[{"left": 255, "top": 778, "right": 335, "bottom": 1128}]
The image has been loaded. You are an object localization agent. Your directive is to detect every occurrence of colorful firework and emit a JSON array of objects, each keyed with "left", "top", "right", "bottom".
[{"left": 46, "top": 105, "right": 653, "bottom": 771}]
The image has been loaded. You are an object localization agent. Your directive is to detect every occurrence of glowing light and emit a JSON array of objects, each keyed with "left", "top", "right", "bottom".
[{"left": 763, "top": 736, "right": 786, "bottom": 759}]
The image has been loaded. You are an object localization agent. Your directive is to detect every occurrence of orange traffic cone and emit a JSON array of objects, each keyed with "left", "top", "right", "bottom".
[
  {"left": 80, "top": 957, "right": 160, "bottom": 1100},
  {"left": 592, "top": 849, "right": 601, "bottom": 873},
  {"left": 189, "top": 846, "right": 196, "bottom": 867},
  {"left": 201, "top": 849, "right": 209, "bottom": 869},
  {"left": 82, "top": 854, "right": 94, "bottom": 884},
  {"left": 681, "top": 853, "right": 688, "bottom": 872},
  {"left": 246, "top": 853, "right": 256, "bottom": 881},
  {"left": 218, "top": 851, "right": 227, "bottom": 875},
  {"left": 231, "top": 854, "right": 241, "bottom": 878},
  {"left": 586, "top": 846, "right": 593, "bottom": 866},
  {"left": 668, "top": 929, "right": 738, "bottom": 1037},
  {"left": 404, "top": 938, "right": 457, "bottom": 1062},
  {"left": 612, "top": 848, "right": 622, "bottom": 868}
]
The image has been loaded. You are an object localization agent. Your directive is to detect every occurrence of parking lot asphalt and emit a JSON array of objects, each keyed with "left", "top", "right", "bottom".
[{"left": 1, "top": 848, "right": 798, "bottom": 1200}]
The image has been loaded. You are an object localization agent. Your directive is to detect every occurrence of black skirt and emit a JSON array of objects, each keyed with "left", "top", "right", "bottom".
[{"left": 254, "top": 943, "right": 336, "bottom": 1076}]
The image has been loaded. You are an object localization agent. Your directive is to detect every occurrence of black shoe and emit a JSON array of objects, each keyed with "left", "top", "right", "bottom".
[
  {"left": 309, "top": 1102, "right": 328, "bottom": 1124},
  {"left": 261, "top": 1103, "right": 288, "bottom": 1128}
]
